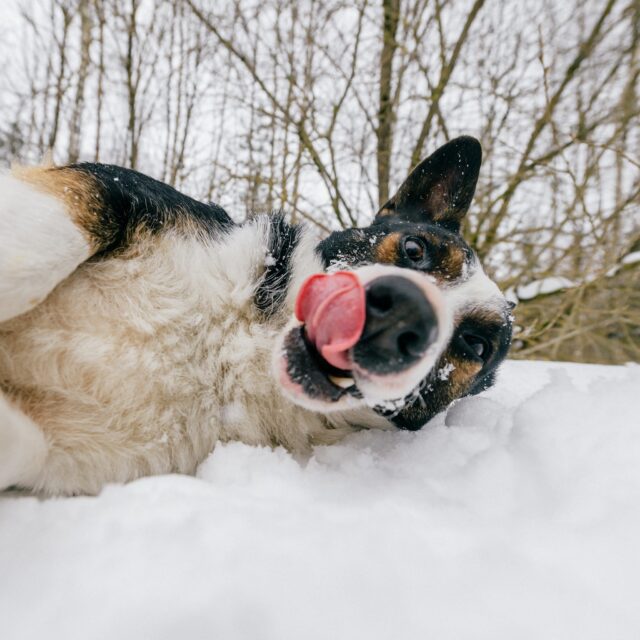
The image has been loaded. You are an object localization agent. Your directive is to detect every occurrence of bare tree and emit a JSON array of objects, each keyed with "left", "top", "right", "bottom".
[
  {"left": 1, "top": 0, "right": 638, "bottom": 362},
  {"left": 68, "top": 0, "right": 92, "bottom": 163}
]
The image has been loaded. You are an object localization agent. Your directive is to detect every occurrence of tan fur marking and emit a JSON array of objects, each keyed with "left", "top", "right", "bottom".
[
  {"left": 446, "top": 355, "right": 482, "bottom": 395},
  {"left": 421, "top": 231, "right": 467, "bottom": 281},
  {"left": 12, "top": 165, "right": 106, "bottom": 250},
  {"left": 376, "top": 233, "right": 401, "bottom": 263},
  {"left": 441, "top": 244, "right": 466, "bottom": 280}
]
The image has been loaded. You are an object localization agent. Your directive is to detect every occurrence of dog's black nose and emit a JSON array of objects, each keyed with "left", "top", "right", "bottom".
[{"left": 352, "top": 276, "right": 438, "bottom": 374}]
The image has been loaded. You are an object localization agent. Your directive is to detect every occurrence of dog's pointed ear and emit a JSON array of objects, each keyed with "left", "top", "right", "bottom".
[{"left": 375, "top": 136, "right": 482, "bottom": 232}]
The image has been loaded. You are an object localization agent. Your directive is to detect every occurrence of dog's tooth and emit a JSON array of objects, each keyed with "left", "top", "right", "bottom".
[{"left": 328, "top": 375, "right": 353, "bottom": 389}]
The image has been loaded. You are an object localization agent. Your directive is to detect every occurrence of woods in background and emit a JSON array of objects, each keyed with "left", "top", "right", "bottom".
[{"left": 1, "top": 0, "right": 638, "bottom": 363}]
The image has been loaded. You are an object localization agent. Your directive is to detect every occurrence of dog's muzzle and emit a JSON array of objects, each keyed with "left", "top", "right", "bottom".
[
  {"left": 275, "top": 265, "right": 451, "bottom": 412},
  {"left": 353, "top": 275, "right": 438, "bottom": 374}
]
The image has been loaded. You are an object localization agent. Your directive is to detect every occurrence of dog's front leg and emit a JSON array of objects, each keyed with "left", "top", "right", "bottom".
[
  {"left": 1, "top": 162, "right": 234, "bottom": 323},
  {"left": 0, "top": 171, "right": 91, "bottom": 322}
]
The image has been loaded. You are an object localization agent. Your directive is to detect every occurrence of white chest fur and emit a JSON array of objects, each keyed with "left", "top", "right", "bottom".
[{"left": 0, "top": 219, "right": 383, "bottom": 495}]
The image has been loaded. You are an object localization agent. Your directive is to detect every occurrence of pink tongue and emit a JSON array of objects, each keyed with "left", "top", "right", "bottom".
[{"left": 295, "top": 271, "right": 366, "bottom": 371}]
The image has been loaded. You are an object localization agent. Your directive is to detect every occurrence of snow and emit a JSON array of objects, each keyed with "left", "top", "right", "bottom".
[
  {"left": 621, "top": 250, "right": 640, "bottom": 266},
  {"left": 516, "top": 276, "right": 576, "bottom": 300},
  {"left": 1, "top": 360, "right": 640, "bottom": 640},
  {"left": 437, "top": 361, "right": 456, "bottom": 380},
  {"left": 514, "top": 254, "right": 639, "bottom": 299}
]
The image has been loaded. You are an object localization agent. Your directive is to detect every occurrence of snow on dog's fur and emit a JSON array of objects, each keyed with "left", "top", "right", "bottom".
[{"left": 0, "top": 137, "right": 513, "bottom": 495}]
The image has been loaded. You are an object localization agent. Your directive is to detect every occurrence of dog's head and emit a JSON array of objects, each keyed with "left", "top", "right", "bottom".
[{"left": 275, "top": 136, "right": 513, "bottom": 429}]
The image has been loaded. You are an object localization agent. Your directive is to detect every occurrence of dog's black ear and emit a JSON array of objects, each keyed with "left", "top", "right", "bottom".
[{"left": 375, "top": 136, "right": 482, "bottom": 232}]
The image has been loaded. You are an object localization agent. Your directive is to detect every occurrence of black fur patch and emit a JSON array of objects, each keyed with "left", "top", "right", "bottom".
[
  {"left": 254, "top": 214, "right": 301, "bottom": 317},
  {"left": 68, "top": 163, "right": 234, "bottom": 250},
  {"left": 374, "top": 136, "right": 482, "bottom": 233},
  {"left": 317, "top": 227, "right": 379, "bottom": 268}
]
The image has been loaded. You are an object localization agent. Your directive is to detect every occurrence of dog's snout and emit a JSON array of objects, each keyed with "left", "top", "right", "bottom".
[{"left": 353, "top": 276, "right": 438, "bottom": 374}]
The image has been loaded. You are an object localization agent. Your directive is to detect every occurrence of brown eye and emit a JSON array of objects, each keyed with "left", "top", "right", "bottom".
[
  {"left": 460, "top": 333, "right": 491, "bottom": 361},
  {"left": 403, "top": 237, "right": 426, "bottom": 263}
]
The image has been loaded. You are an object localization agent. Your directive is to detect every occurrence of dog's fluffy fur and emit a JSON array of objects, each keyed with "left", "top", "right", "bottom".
[{"left": 0, "top": 137, "right": 512, "bottom": 495}]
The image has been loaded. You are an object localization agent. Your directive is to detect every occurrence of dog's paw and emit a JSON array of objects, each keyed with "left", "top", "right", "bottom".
[{"left": 0, "top": 392, "right": 47, "bottom": 490}]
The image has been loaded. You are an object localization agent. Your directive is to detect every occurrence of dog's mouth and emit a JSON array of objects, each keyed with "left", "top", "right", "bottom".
[
  {"left": 282, "top": 326, "right": 362, "bottom": 402},
  {"left": 275, "top": 266, "right": 452, "bottom": 412}
]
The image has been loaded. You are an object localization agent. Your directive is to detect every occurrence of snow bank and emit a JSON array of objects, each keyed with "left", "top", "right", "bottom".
[
  {"left": 515, "top": 276, "right": 576, "bottom": 300},
  {"left": 621, "top": 250, "right": 640, "bottom": 266},
  {"left": 1, "top": 360, "right": 639, "bottom": 640}
]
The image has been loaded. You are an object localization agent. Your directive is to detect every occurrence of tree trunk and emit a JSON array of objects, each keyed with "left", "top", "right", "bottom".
[
  {"left": 376, "top": 0, "right": 400, "bottom": 207},
  {"left": 68, "top": 0, "right": 92, "bottom": 163}
]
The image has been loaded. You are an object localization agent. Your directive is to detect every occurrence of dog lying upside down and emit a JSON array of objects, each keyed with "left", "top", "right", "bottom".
[{"left": 0, "top": 136, "right": 512, "bottom": 495}]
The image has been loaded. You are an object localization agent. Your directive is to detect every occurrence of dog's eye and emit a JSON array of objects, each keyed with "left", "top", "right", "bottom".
[
  {"left": 460, "top": 333, "right": 490, "bottom": 361},
  {"left": 403, "top": 237, "right": 427, "bottom": 263}
]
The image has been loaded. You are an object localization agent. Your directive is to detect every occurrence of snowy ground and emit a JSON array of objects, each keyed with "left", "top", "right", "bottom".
[{"left": 1, "top": 360, "right": 639, "bottom": 640}]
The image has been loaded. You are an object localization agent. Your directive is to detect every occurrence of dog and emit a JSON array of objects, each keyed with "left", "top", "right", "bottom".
[{"left": 0, "top": 136, "right": 513, "bottom": 495}]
